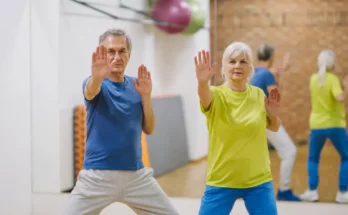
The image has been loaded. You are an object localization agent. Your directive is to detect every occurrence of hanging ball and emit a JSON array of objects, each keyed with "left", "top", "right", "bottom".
[
  {"left": 182, "top": 0, "right": 206, "bottom": 35},
  {"left": 151, "top": 0, "right": 192, "bottom": 34}
]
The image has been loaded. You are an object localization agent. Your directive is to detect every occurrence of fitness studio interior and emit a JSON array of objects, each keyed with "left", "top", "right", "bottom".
[{"left": 2, "top": 0, "right": 348, "bottom": 214}]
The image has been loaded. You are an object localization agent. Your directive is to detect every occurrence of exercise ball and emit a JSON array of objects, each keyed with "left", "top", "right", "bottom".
[
  {"left": 151, "top": 0, "right": 191, "bottom": 34},
  {"left": 182, "top": 0, "right": 205, "bottom": 35}
]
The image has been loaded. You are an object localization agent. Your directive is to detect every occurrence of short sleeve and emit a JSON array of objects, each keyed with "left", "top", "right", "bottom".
[
  {"left": 264, "top": 71, "right": 277, "bottom": 87},
  {"left": 258, "top": 89, "right": 269, "bottom": 127},
  {"left": 200, "top": 86, "right": 220, "bottom": 116},
  {"left": 82, "top": 76, "right": 102, "bottom": 103},
  {"left": 331, "top": 76, "right": 344, "bottom": 97},
  {"left": 82, "top": 76, "right": 90, "bottom": 93}
]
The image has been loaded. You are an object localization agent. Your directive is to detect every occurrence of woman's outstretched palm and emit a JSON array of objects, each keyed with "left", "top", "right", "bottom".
[
  {"left": 194, "top": 50, "right": 216, "bottom": 83},
  {"left": 265, "top": 88, "right": 281, "bottom": 118}
]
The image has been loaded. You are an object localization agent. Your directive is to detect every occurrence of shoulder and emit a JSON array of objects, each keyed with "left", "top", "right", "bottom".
[
  {"left": 327, "top": 72, "right": 339, "bottom": 80},
  {"left": 263, "top": 69, "right": 275, "bottom": 79},
  {"left": 253, "top": 68, "right": 275, "bottom": 83},
  {"left": 125, "top": 75, "right": 137, "bottom": 81},
  {"left": 327, "top": 73, "right": 342, "bottom": 87},
  {"left": 249, "top": 84, "right": 266, "bottom": 97},
  {"left": 255, "top": 67, "right": 272, "bottom": 75},
  {"left": 210, "top": 85, "right": 227, "bottom": 95},
  {"left": 82, "top": 76, "right": 91, "bottom": 87},
  {"left": 309, "top": 73, "right": 317, "bottom": 82}
]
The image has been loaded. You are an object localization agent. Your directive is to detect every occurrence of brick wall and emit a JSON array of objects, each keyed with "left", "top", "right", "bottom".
[{"left": 209, "top": 0, "right": 348, "bottom": 143}]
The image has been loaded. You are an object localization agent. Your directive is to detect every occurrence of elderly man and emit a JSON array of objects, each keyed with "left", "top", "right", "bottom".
[{"left": 65, "top": 29, "right": 179, "bottom": 215}]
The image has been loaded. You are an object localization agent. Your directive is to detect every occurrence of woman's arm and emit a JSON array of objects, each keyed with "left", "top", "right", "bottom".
[
  {"left": 198, "top": 82, "right": 213, "bottom": 110},
  {"left": 265, "top": 88, "right": 281, "bottom": 132},
  {"left": 267, "top": 115, "right": 281, "bottom": 132},
  {"left": 336, "top": 76, "right": 348, "bottom": 102}
]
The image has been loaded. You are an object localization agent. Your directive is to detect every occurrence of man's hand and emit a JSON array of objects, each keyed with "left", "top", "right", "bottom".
[
  {"left": 134, "top": 65, "right": 152, "bottom": 98},
  {"left": 282, "top": 52, "right": 291, "bottom": 71},
  {"left": 91, "top": 45, "right": 110, "bottom": 81}
]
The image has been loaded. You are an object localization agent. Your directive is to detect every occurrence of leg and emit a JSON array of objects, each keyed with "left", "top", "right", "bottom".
[
  {"left": 198, "top": 185, "right": 241, "bottom": 215},
  {"left": 267, "top": 125, "right": 299, "bottom": 201},
  {"left": 243, "top": 181, "right": 278, "bottom": 215},
  {"left": 299, "top": 129, "right": 327, "bottom": 202},
  {"left": 307, "top": 129, "right": 327, "bottom": 191},
  {"left": 328, "top": 128, "right": 348, "bottom": 192},
  {"left": 64, "top": 170, "right": 117, "bottom": 215},
  {"left": 121, "top": 168, "right": 179, "bottom": 215}
]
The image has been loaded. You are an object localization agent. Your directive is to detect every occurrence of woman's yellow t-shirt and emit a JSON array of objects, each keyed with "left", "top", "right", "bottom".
[
  {"left": 200, "top": 84, "right": 272, "bottom": 189},
  {"left": 309, "top": 72, "right": 346, "bottom": 129}
]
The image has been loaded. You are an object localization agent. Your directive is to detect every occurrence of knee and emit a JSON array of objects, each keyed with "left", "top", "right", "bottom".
[
  {"left": 281, "top": 144, "right": 297, "bottom": 160},
  {"left": 289, "top": 144, "right": 297, "bottom": 158}
]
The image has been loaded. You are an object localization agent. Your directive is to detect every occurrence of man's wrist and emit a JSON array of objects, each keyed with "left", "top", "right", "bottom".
[
  {"left": 91, "top": 76, "right": 104, "bottom": 85},
  {"left": 141, "top": 95, "right": 151, "bottom": 103}
]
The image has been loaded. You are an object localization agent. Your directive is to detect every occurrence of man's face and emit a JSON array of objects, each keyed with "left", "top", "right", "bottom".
[{"left": 102, "top": 35, "right": 130, "bottom": 74}]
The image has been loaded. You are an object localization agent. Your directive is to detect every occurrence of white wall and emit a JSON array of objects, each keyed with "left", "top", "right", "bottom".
[
  {"left": 30, "top": 0, "right": 210, "bottom": 192},
  {"left": 31, "top": 0, "right": 61, "bottom": 193},
  {"left": 0, "top": 0, "right": 32, "bottom": 214}
]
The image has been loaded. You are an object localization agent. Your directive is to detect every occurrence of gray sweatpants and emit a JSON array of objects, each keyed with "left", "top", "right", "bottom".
[{"left": 64, "top": 167, "right": 179, "bottom": 215}]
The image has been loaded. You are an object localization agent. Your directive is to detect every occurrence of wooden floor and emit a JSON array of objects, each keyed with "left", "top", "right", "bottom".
[{"left": 156, "top": 142, "right": 341, "bottom": 203}]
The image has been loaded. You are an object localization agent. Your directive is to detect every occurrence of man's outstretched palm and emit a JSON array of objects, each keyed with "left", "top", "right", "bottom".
[
  {"left": 91, "top": 45, "right": 110, "bottom": 80},
  {"left": 194, "top": 50, "right": 216, "bottom": 84},
  {"left": 134, "top": 64, "right": 152, "bottom": 98}
]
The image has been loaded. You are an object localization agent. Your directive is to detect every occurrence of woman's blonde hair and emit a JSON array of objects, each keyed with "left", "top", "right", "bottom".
[
  {"left": 317, "top": 49, "right": 336, "bottom": 87},
  {"left": 221, "top": 41, "right": 255, "bottom": 80}
]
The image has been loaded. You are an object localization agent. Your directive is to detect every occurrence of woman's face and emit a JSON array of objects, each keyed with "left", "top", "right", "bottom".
[{"left": 224, "top": 53, "right": 252, "bottom": 82}]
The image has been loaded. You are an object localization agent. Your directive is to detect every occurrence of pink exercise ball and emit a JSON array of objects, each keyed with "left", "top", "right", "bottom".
[{"left": 151, "top": 0, "right": 192, "bottom": 34}]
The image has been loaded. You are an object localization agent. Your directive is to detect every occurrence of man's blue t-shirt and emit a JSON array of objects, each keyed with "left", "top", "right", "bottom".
[
  {"left": 82, "top": 75, "right": 144, "bottom": 170},
  {"left": 249, "top": 67, "right": 277, "bottom": 97}
]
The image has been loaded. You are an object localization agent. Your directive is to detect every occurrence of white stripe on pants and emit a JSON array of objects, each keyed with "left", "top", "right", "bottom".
[
  {"left": 64, "top": 167, "right": 179, "bottom": 215},
  {"left": 267, "top": 124, "right": 297, "bottom": 191}
]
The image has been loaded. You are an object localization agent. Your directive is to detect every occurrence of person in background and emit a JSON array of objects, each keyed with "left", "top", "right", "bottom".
[
  {"left": 299, "top": 49, "right": 348, "bottom": 204},
  {"left": 249, "top": 43, "right": 300, "bottom": 201},
  {"left": 196, "top": 42, "right": 281, "bottom": 215}
]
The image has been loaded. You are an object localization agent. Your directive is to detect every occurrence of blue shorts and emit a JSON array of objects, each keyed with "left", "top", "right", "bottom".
[{"left": 198, "top": 181, "right": 277, "bottom": 215}]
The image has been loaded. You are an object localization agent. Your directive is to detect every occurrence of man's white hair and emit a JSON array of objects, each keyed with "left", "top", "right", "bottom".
[
  {"left": 317, "top": 49, "right": 336, "bottom": 87},
  {"left": 221, "top": 41, "right": 255, "bottom": 80}
]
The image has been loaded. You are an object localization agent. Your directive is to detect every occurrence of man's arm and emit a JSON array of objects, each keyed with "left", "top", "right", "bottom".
[
  {"left": 85, "top": 45, "right": 110, "bottom": 100},
  {"left": 267, "top": 84, "right": 277, "bottom": 94},
  {"left": 265, "top": 71, "right": 278, "bottom": 94},
  {"left": 141, "top": 96, "right": 155, "bottom": 135},
  {"left": 84, "top": 77, "right": 103, "bottom": 101},
  {"left": 270, "top": 52, "right": 291, "bottom": 77}
]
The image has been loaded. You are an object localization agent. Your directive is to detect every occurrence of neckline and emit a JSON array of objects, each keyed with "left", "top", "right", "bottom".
[
  {"left": 106, "top": 76, "right": 128, "bottom": 86},
  {"left": 223, "top": 83, "right": 249, "bottom": 94}
]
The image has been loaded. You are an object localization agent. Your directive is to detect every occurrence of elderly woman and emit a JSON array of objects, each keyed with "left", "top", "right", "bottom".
[
  {"left": 195, "top": 41, "right": 281, "bottom": 215},
  {"left": 300, "top": 50, "right": 348, "bottom": 203}
]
